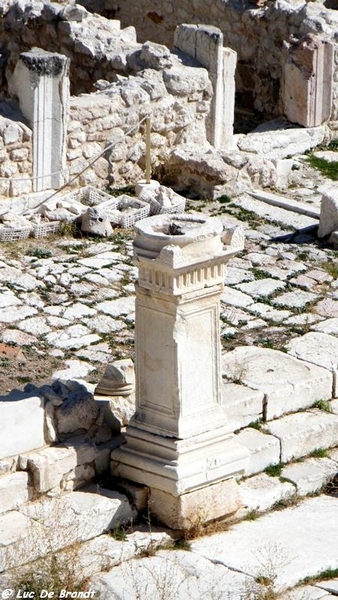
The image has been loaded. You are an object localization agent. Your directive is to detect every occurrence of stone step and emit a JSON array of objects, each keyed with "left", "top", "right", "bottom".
[
  {"left": 266, "top": 409, "right": 338, "bottom": 463},
  {"left": 286, "top": 332, "right": 338, "bottom": 397},
  {"left": 0, "top": 486, "right": 136, "bottom": 573},
  {"left": 235, "top": 427, "right": 280, "bottom": 476},
  {"left": 222, "top": 346, "right": 332, "bottom": 421},
  {"left": 281, "top": 456, "right": 338, "bottom": 497},
  {"left": 222, "top": 381, "right": 263, "bottom": 431},
  {"left": 0, "top": 472, "right": 32, "bottom": 515},
  {"left": 18, "top": 434, "right": 124, "bottom": 495},
  {"left": 238, "top": 473, "right": 295, "bottom": 516}
]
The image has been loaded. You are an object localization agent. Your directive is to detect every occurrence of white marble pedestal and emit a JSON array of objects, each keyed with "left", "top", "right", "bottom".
[{"left": 112, "top": 214, "right": 248, "bottom": 528}]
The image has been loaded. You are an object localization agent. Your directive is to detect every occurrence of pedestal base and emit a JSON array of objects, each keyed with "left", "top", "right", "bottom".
[
  {"left": 149, "top": 478, "right": 242, "bottom": 529},
  {"left": 111, "top": 425, "right": 248, "bottom": 496}
]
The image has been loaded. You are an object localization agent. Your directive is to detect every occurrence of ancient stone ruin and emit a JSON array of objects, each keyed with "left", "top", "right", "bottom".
[{"left": 1, "top": 0, "right": 338, "bottom": 597}]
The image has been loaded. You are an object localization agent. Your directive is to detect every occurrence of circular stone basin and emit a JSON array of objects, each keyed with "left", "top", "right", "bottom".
[{"left": 134, "top": 214, "right": 223, "bottom": 258}]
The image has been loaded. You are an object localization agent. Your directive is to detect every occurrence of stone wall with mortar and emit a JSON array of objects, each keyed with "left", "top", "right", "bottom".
[{"left": 95, "top": 0, "right": 338, "bottom": 120}]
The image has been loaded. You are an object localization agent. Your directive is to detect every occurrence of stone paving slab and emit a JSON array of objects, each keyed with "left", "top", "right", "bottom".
[
  {"left": 235, "top": 428, "right": 280, "bottom": 476},
  {"left": 222, "top": 346, "right": 332, "bottom": 420},
  {"left": 266, "top": 410, "right": 338, "bottom": 462},
  {"left": 238, "top": 473, "right": 295, "bottom": 514},
  {"left": 281, "top": 457, "right": 338, "bottom": 496},
  {"left": 190, "top": 496, "right": 338, "bottom": 591},
  {"left": 286, "top": 332, "right": 338, "bottom": 396},
  {"left": 91, "top": 549, "right": 257, "bottom": 600}
]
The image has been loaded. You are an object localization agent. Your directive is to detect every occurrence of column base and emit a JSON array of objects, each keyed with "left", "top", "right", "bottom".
[
  {"left": 149, "top": 478, "right": 242, "bottom": 530},
  {"left": 111, "top": 425, "right": 248, "bottom": 496}
]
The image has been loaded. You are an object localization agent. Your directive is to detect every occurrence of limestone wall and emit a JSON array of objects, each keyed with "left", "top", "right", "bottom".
[
  {"left": 0, "top": 116, "right": 32, "bottom": 198},
  {"left": 100, "top": 0, "right": 338, "bottom": 119},
  {"left": 67, "top": 64, "right": 211, "bottom": 190}
]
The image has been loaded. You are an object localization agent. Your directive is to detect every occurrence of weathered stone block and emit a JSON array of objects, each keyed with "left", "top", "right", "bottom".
[
  {"left": 0, "top": 472, "right": 31, "bottom": 514},
  {"left": 266, "top": 410, "right": 338, "bottom": 462},
  {"left": 283, "top": 34, "right": 333, "bottom": 127},
  {"left": 235, "top": 428, "right": 280, "bottom": 476},
  {"left": 0, "top": 393, "right": 45, "bottom": 460},
  {"left": 318, "top": 186, "right": 338, "bottom": 238},
  {"left": 149, "top": 478, "right": 242, "bottom": 529}
]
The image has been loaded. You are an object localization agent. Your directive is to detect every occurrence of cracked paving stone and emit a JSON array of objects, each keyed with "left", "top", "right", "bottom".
[
  {"left": 314, "top": 298, "right": 338, "bottom": 318},
  {"left": 1, "top": 329, "right": 38, "bottom": 346},
  {"left": 0, "top": 306, "right": 38, "bottom": 323},
  {"left": 247, "top": 303, "right": 291, "bottom": 323},
  {"left": 63, "top": 302, "right": 97, "bottom": 321},
  {"left": 45, "top": 325, "right": 101, "bottom": 349},
  {"left": 82, "top": 315, "right": 125, "bottom": 334},
  {"left": 96, "top": 297, "right": 135, "bottom": 318},
  {"left": 221, "top": 286, "right": 254, "bottom": 308}
]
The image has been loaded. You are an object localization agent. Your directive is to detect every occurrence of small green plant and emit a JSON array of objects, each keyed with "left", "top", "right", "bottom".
[
  {"left": 26, "top": 247, "right": 52, "bottom": 259},
  {"left": 0, "top": 357, "right": 9, "bottom": 367},
  {"left": 312, "top": 399, "right": 333, "bottom": 413},
  {"left": 111, "top": 523, "right": 128, "bottom": 541},
  {"left": 309, "top": 447, "right": 329, "bottom": 458},
  {"left": 321, "top": 261, "right": 338, "bottom": 279},
  {"left": 245, "top": 510, "right": 260, "bottom": 521},
  {"left": 307, "top": 154, "right": 338, "bottom": 180},
  {"left": 248, "top": 419, "right": 264, "bottom": 431},
  {"left": 264, "top": 463, "right": 285, "bottom": 477},
  {"left": 299, "top": 566, "right": 338, "bottom": 586},
  {"left": 172, "top": 538, "right": 191, "bottom": 551}
]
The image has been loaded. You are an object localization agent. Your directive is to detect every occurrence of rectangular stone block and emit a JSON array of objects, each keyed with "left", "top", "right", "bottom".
[
  {"left": 267, "top": 409, "right": 338, "bottom": 463},
  {"left": 0, "top": 472, "right": 31, "bottom": 514},
  {"left": 223, "top": 382, "right": 264, "bottom": 431},
  {"left": 149, "top": 478, "right": 242, "bottom": 529},
  {"left": 0, "top": 393, "right": 45, "bottom": 460},
  {"left": 283, "top": 34, "right": 334, "bottom": 127},
  {"left": 235, "top": 428, "right": 280, "bottom": 476}
]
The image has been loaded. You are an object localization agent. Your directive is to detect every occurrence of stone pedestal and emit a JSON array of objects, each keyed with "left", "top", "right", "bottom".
[
  {"left": 112, "top": 214, "right": 248, "bottom": 528},
  {"left": 9, "top": 48, "right": 69, "bottom": 192}
]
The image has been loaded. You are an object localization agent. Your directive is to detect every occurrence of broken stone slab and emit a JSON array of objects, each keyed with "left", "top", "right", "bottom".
[
  {"left": 90, "top": 548, "right": 255, "bottom": 600},
  {"left": 55, "top": 388, "right": 99, "bottom": 436},
  {"left": 286, "top": 332, "right": 338, "bottom": 396},
  {"left": 81, "top": 206, "right": 113, "bottom": 237},
  {"left": 95, "top": 359, "right": 135, "bottom": 397},
  {"left": 249, "top": 189, "right": 320, "bottom": 219},
  {"left": 318, "top": 185, "right": 338, "bottom": 238},
  {"left": 235, "top": 428, "right": 280, "bottom": 476},
  {"left": 54, "top": 529, "right": 173, "bottom": 583},
  {"left": 18, "top": 444, "right": 92, "bottom": 494},
  {"left": 266, "top": 409, "right": 338, "bottom": 463},
  {"left": 223, "top": 382, "right": 263, "bottom": 431},
  {"left": 52, "top": 359, "right": 94, "bottom": 382},
  {"left": 234, "top": 193, "right": 318, "bottom": 229},
  {"left": 0, "top": 392, "right": 46, "bottom": 460},
  {"left": 190, "top": 495, "right": 338, "bottom": 591},
  {"left": 238, "top": 473, "right": 295, "bottom": 515},
  {"left": 0, "top": 487, "right": 135, "bottom": 573},
  {"left": 0, "top": 511, "right": 46, "bottom": 573},
  {"left": 236, "top": 123, "right": 326, "bottom": 159},
  {"left": 222, "top": 346, "right": 332, "bottom": 421},
  {"left": 0, "top": 472, "right": 31, "bottom": 515},
  {"left": 221, "top": 285, "right": 254, "bottom": 308},
  {"left": 281, "top": 457, "right": 338, "bottom": 496}
]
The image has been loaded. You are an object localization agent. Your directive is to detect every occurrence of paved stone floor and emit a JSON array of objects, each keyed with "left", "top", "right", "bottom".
[{"left": 1, "top": 154, "right": 338, "bottom": 597}]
